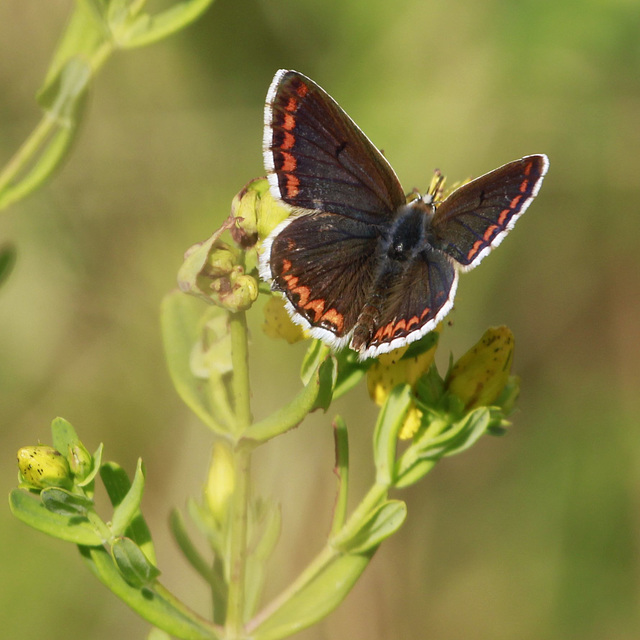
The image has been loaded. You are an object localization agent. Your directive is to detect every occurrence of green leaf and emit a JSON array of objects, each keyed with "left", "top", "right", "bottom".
[
  {"left": 9, "top": 489, "right": 103, "bottom": 545},
  {"left": 81, "top": 546, "right": 219, "bottom": 640},
  {"left": 38, "top": 56, "right": 91, "bottom": 124},
  {"left": 161, "top": 291, "right": 231, "bottom": 435},
  {"left": 245, "top": 501, "right": 282, "bottom": 620},
  {"left": 373, "top": 384, "right": 412, "bottom": 486},
  {"left": 0, "top": 121, "right": 77, "bottom": 211},
  {"left": 169, "top": 508, "right": 215, "bottom": 583},
  {"left": 51, "top": 416, "right": 80, "bottom": 457},
  {"left": 110, "top": 459, "right": 145, "bottom": 537},
  {"left": 393, "top": 458, "right": 437, "bottom": 489},
  {"left": 300, "top": 340, "right": 327, "bottom": 385},
  {"left": 394, "top": 408, "right": 492, "bottom": 488},
  {"left": 330, "top": 416, "right": 349, "bottom": 536},
  {"left": 77, "top": 442, "right": 104, "bottom": 488},
  {"left": 311, "top": 356, "right": 337, "bottom": 412},
  {"left": 41, "top": 487, "right": 94, "bottom": 517},
  {"left": 111, "top": 536, "right": 161, "bottom": 588},
  {"left": 38, "top": 1, "right": 106, "bottom": 98},
  {"left": 250, "top": 550, "right": 373, "bottom": 640},
  {"left": 400, "top": 330, "right": 439, "bottom": 360},
  {"left": 101, "top": 462, "right": 155, "bottom": 565},
  {"left": 246, "top": 355, "right": 335, "bottom": 442},
  {"left": 0, "top": 243, "right": 16, "bottom": 289},
  {"left": 333, "top": 500, "right": 407, "bottom": 554},
  {"left": 116, "top": 0, "right": 216, "bottom": 49},
  {"left": 332, "top": 349, "right": 371, "bottom": 400}
]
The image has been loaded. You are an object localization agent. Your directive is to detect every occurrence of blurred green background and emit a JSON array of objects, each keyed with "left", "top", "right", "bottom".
[{"left": 1, "top": 0, "right": 639, "bottom": 638}]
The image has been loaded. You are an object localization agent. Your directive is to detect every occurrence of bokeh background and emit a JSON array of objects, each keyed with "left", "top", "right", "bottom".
[{"left": 1, "top": 1, "right": 639, "bottom": 638}]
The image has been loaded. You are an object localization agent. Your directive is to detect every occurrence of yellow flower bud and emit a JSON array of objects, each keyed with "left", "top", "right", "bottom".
[
  {"left": 446, "top": 326, "right": 514, "bottom": 410},
  {"left": 205, "top": 442, "right": 235, "bottom": 524},
  {"left": 367, "top": 331, "right": 440, "bottom": 407},
  {"left": 398, "top": 404, "right": 424, "bottom": 440},
  {"left": 17, "top": 446, "right": 73, "bottom": 490},
  {"left": 68, "top": 441, "right": 92, "bottom": 480},
  {"left": 262, "top": 296, "right": 306, "bottom": 344}
]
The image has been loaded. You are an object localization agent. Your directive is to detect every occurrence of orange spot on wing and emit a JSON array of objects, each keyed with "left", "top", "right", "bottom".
[
  {"left": 420, "top": 307, "right": 431, "bottom": 321},
  {"left": 519, "top": 180, "right": 529, "bottom": 194},
  {"left": 393, "top": 319, "right": 407, "bottom": 335},
  {"left": 281, "top": 151, "right": 297, "bottom": 172},
  {"left": 382, "top": 323, "right": 394, "bottom": 339},
  {"left": 283, "top": 274, "right": 299, "bottom": 288},
  {"left": 285, "top": 97, "right": 298, "bottom": 112},
  {"left": 407, "top": 316, "right": 420, "bottom": 330},
  {"left": 296, "top": 82, "right": 309, "bottom": 97},
  {"left": 483, "top": 224, "right": 499, "bottom": 241},
  {"left": 498, "top": 208, "right": 511, "bottom": 225},
  {"left": 281, "top": 131, "right": 295, "bottom": 150},
  {"left": 281, "top": 259, "right": 292, "bottom": 273},
  {"left": 321, "top": 308, "right": 344, "bottom": 333},
  {"left": 292, "top": 285, "right": 311, "bottom": 307},
  {"left": 524, "top": 161, "right": 533, "bottom": 176},
  {"left": 283, "top": 113, "right": 295, "bottom": 131},
  {"left": 304, "top": 299, "right": 325, "bottom": 322},
  {"left": 467, "top": 240, "right": 483, "bottom": 261},
  {"left": 285, "top": 174, "right": 300, "bottom": 197}
]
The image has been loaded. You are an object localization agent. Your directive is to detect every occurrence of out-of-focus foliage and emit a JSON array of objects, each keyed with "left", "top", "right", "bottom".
[{"left": 1, "top": 0, "right": 639, "bottom": 639}]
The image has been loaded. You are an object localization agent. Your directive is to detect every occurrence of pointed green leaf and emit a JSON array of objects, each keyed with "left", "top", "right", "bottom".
[
  {"left": 111, "top": 536, "right": 161, "bottom": 588},
  {"left": 110, "top": 459, "right": 145, "bottom": 537},
  {"left": 246, "top": 356, "right": 335, "bottom": 442},
  {"left": 250, "top": 550, "right": 373, "bottom": 640},
  {"left": 161, "top": 291, "right": 230, "bottom": 434},
  {"left": 9, "top": 489, "right": 103, "bottom": 545},
  {"left": 300, "top": 340, "right": 327, "bottom": 385},
  {"left": 330, "top": 416, "right": 349, "bottom": 536},
  {"left": 80, "top": 546, "right": 219, "bottom": 640},
  {"left": 400, "top": 330, "right": 439, "bottom": 360},
  {"left": 333, "top": 500, "right": 407, "bottom": 554},
  {"left": 311, "top": 356, "right": 337, "bottom": 412},
  {"left": 332, "top": 349, "right": 371, "bottom": 400},
  {"left": 77, "top": 442, "right": 103, "bottom": 488},
  {"left": 117, "top": 0, "right": 216, "bottom": 49},
  {"left": 0, "top": 123, "right": 77, "bottom": 211},
  {"left": 373, "top": 384, "right": 412, "bottom": 485},
  {"left": 101, "top": 461, "right": 155, "bottom": 564},
  {"left": 169, "top": 508, "right": 214, "bottom": 583},
  {"left": 41, "top": 487, "right": 94, "bottom": 517},
  {"left": 38, "top": 1, "right": 106, "bottom": 98}
]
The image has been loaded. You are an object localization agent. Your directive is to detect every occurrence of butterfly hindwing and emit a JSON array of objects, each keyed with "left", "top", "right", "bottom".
[
  {"left": 262, "top": 211, "right": 381, "bottom": 348},
  {"left": 352, "top": 248, "right": 458, "bottom": 358},
  {"left": 431, "top": 154, "right": 548, "bottom": 270},
  {"left": 264, "top": 69, "right": 406, "bottom": 222}
]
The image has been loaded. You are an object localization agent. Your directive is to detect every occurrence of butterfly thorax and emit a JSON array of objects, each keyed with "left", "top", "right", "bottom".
[{"left": 384, "top": 201, "right": 434, "bottom": 262}]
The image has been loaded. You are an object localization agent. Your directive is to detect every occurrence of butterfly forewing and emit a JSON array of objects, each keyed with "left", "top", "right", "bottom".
[
  {"left": 431, "top": 154, "right": 548, "bottom": 270},
  {"left": 264, "top": 70, "right": 406, "bottom": 222}
]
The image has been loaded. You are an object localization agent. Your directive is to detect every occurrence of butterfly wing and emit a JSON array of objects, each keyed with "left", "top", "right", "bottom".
[
  {"left": 260, "top": 211, "right": 381, "bottom": 349},
  {"left": 352, "top": 248, "right": 458, "bottom": 358},
  {"left": 431, "top": 154, "right": 549, "bottom": 270},
  {"left": 264, "top": 69, "right": 406, "bottom": 223}
]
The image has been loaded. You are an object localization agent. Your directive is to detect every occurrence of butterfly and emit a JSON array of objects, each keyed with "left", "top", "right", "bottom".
[{"left": 259, "top": 69, "right": 549, "bottom": 360}]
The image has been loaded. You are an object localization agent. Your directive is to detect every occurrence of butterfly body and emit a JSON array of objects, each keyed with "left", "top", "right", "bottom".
[{"left": 260, "top": 70, "right": 549, "bottom": 359}]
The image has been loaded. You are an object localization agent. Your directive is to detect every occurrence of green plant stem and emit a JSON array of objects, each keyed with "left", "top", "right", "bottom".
[
  {"left": 225, "top": 310, "right": 253, "bottom": 638},
  {"left": 229, "top": 312, "right": 252, "bottom": 435},
  {"left": 0, "top": 115, "right": 56, "bottom": 197}
]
